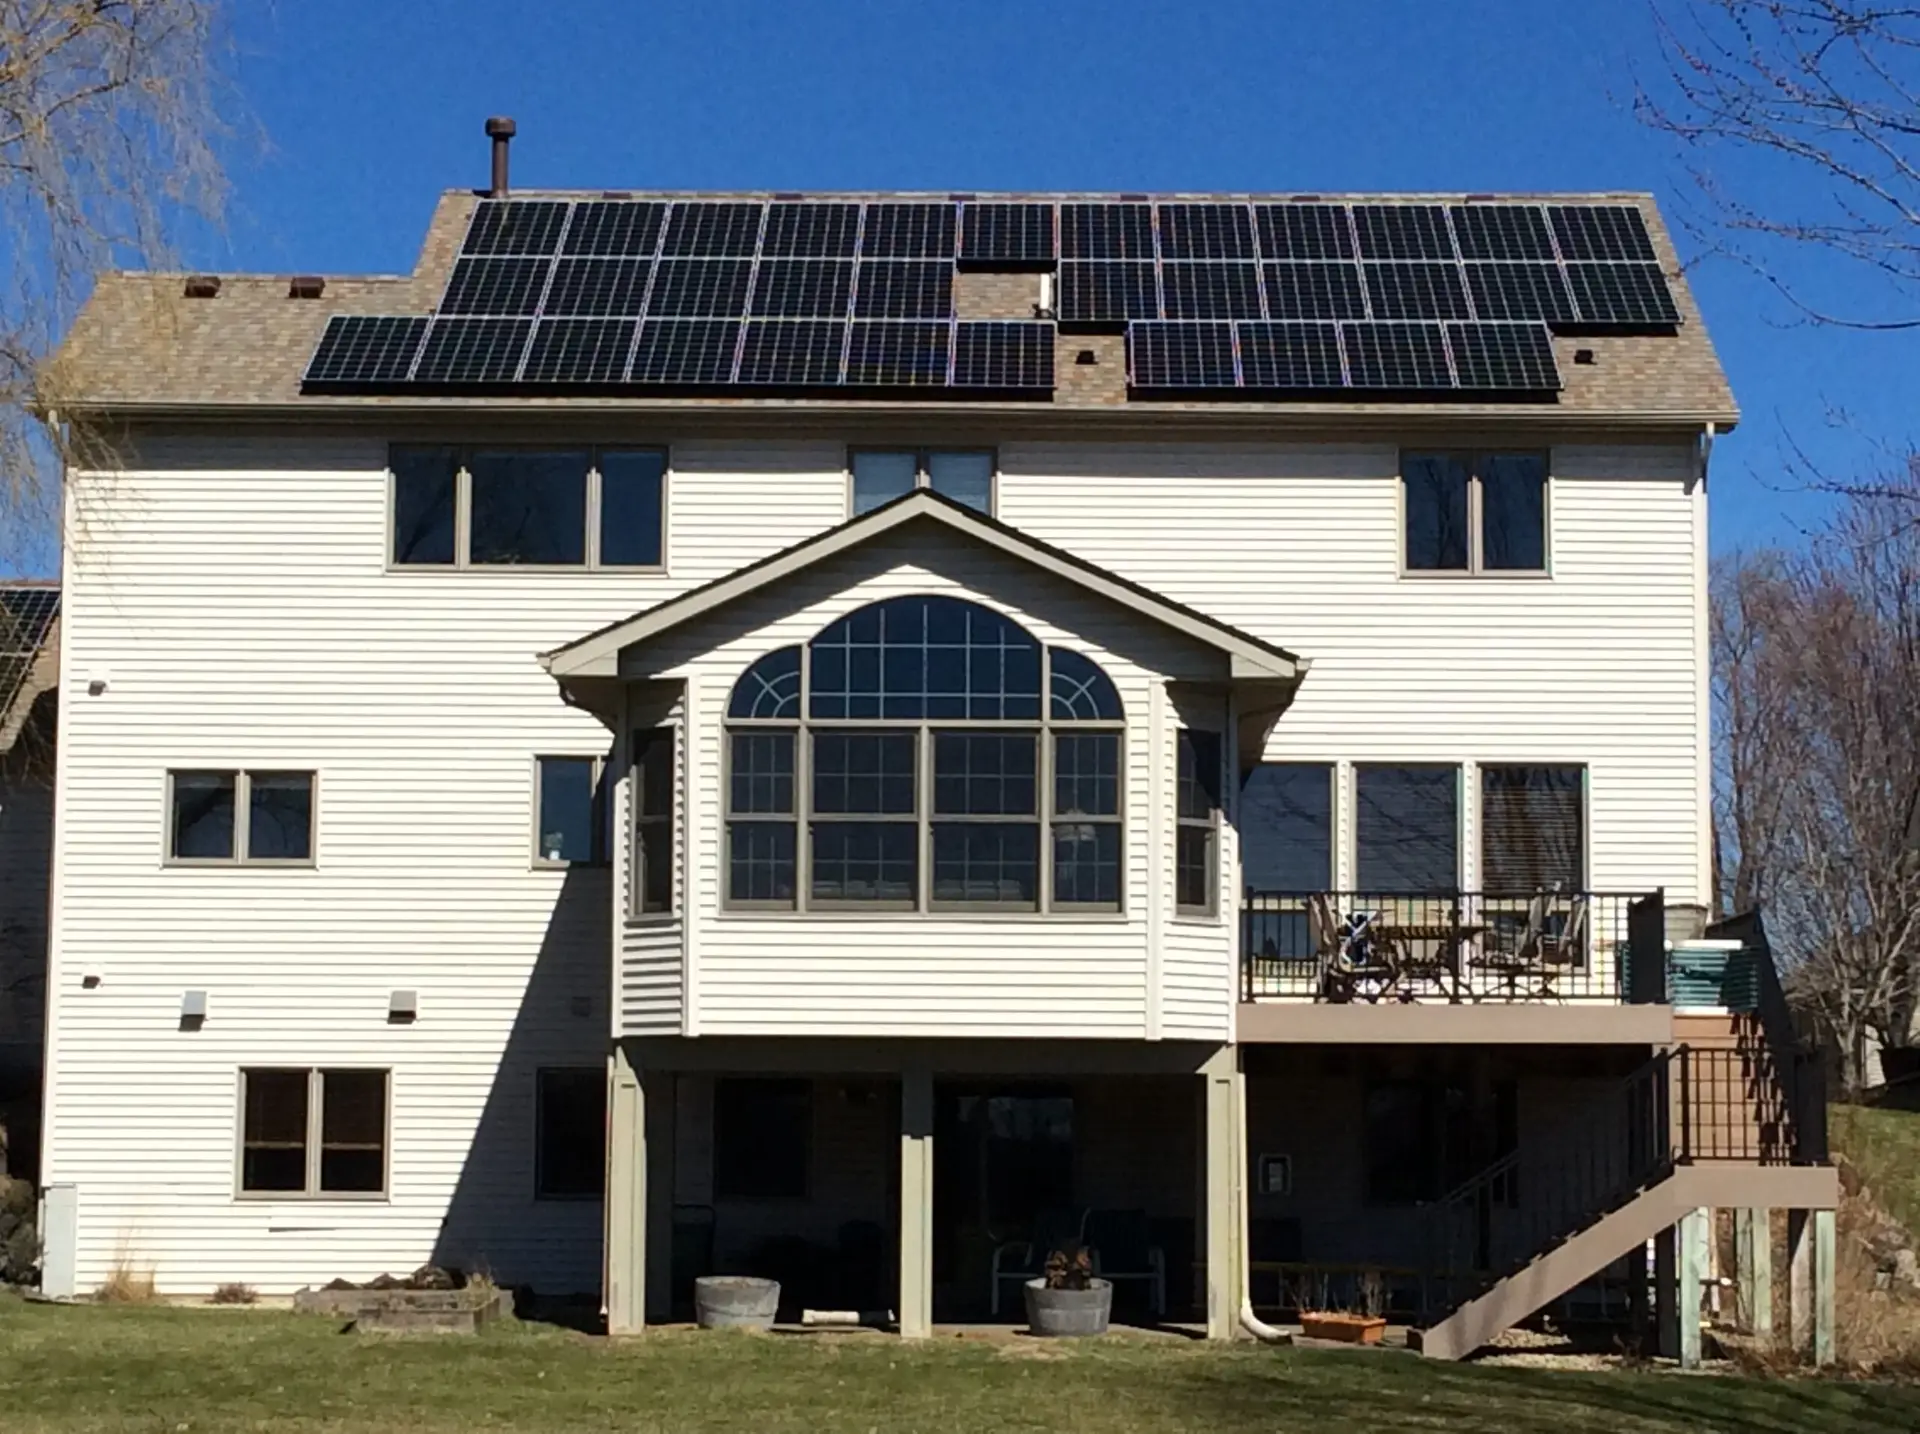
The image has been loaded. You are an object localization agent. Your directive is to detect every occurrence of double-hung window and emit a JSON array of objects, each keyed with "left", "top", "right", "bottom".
[
  {"left": 723, "top": 596, "right": 1124, "bottom": 914},
  {"left": 391, "top": 445, "right": 666, "bottom": 568},
  {"left": 168, "top": 770, "right": 315, "bottom": 863},
  {"left": 1402, "top": 451, "right": 1547, "bottom": 573},
  {"left": 631, "top": 728, "right": 676, "bottom": 914},
  {"left": 1175, "top": 730, "right": 1223, "bottom": 916},
  {"left": 239, "top": 1068, "right": 388, "bottom": 1197},
  {"left": 850, "top": 450, "right": 995, "bottom": 516}
]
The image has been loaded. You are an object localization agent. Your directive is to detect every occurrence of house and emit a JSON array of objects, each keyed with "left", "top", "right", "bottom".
[{"left": 35, "top": 126, "right": 1838, "bottom": 1358}]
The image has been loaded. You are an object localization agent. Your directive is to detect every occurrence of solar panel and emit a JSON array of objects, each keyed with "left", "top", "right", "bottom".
[
  {"left": 523, "top": 318, "right": 639, "bottom": 383},
  {"left": 959, "top": 203, "right": 1055, "bottom": 266},
  {"left": 0, "top": 584, "right": 59, "bottom": 720},
  {"left": 1255, "top": 204, "right": 1354, "bottom": 260},
  {"left": 952, "top": 321, "right": 1053, "bottom": 389},
  {"left": 750, "top": 259, "right": 854, "bottom": 318},
  {"left": 543, "top": 257, "right": 653, "bottom": 317},
  {"left": 413, "top": 317, "right": 534, "bottom": 384},
  {"left": 1363, "top": 261, "right": 1471, "bottom": 321},
  {"left": 1158, "top": 203, "right": 1256, "bottom": 260},
  {"left": 561, "top": 201, "right": 668, "bottom": 256},
  {"left": 1463, "top": 262, "right": 1576, "bottom": 324},
  {"left": 1564, "top": 262, "right": 1680, "bottom": 327},
  {"left": 846, "top": 320, "right": 952, "bottom": 386},
  {"left": 439, "top": 257, "right": 550, "bottom": 316},
  {"left": 1352, "top": 205, "right": 1455, "bottom": 261},
  {"left": 853, "top": 260, "right": 953, "bottom": 319},
  {"left": 1060, "top": 203, "right": 1155, "bottom": 259},
  {"left": 462, "top": 200, "right": 570, "bottom": 256},
  {"left": 1237, "top": 321, "right": 1345, "bottom": 389},
  {"left": 1160, "top": 262, "right": 1264, "bottom": 320},
  {"left": 737, "top": 319, "right": 846, "bottom": 385},
  {"left": 1445, "top": 321, "right": 1560, "bottom": 391},
  {"left": 861, "top": 202, "right": 956, "bottom": 258},
  {"left": 1549, "top": 204, "right": 1656, "bottom": 262},
  {"left": 662, "top": 202, "right": 764, "bottom": 257},
  {"left": 303, "top": 315, "right": 427, "bottom": 387},
  {"left": 631, "top": 318, "right": 742, "bottom": 384},
  {"left": 1128, "top": 320, "right": 1237, "bottom": 388},
  {"left": 646, "top": 258, "right": 755, "bottom": 317},
  {"left": 1262, "top": 262, "right": 1368, "bottom": 321},
  {"left": 1340, "top": 321, "right": 1452, "bottom": 389},
  {"left": 1449, "top": 205, "right": 1555, "bottom": 261},
  {"left": 763, "top": 202, "right": 862, "bottom": 257},
  {"left": 1056, "top": 260, "right": 1158, "bottom": 326}
]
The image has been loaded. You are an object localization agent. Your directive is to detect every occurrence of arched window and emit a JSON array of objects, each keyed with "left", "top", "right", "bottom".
[{"left": 723, "top": 595, "right": 1124, "bottom": 913}]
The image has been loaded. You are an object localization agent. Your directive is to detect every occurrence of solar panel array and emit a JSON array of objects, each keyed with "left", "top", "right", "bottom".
[
  {"left": 0, "top": 583, "right": 60, "bottom": 723},
  {"left": 302, "top": 197, "right": 1680, "bottom": 400}
]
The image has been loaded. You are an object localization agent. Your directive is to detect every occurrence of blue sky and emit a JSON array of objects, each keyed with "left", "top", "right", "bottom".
[{"left": 183, "top": 0, "right": 1914, "bottom": 552}]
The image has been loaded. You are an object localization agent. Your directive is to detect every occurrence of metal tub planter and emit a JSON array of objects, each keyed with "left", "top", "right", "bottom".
[
  {"left": 1024, "top": 1276, "right": 1113, "bottom": 1337},
  {"left": 693, "top": 1276, "right": 780, "bottom": 1331}
]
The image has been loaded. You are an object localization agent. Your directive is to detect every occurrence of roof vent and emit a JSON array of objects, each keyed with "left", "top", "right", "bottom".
[
  {"left": 288, "top": 275, "right": 325, "bottom": 299},
  {"left": 183, "top": 275, "right": 221, "bottom": 299},
  {"left": 485, "top": 115, "right": 516, "bottom": 198}
]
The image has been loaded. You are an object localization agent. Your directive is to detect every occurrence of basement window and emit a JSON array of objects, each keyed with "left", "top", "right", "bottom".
[
  {"left": 535, "top": 1068, "right": 607, "bottom": 1200},
  {"left": 714, "top": 1078, "right": 811, "bottom": 1199},
  {"left": 239, "top": 1068, "right": 389, "bottom": 1197}
]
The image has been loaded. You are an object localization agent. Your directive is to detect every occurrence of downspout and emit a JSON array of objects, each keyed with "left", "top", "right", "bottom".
[{"left": 1235, "top": 1061, "right": 1289, "bottom": 1343}]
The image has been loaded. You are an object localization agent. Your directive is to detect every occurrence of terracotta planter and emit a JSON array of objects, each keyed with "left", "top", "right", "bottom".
[{"left": 1300, "top": 1311, "right": 1387, "bottom": 1345}]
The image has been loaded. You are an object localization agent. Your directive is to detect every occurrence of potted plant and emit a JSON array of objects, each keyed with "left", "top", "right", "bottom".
[
  {"left": 1023, "top": 1245, "right": 1112, "bottom": 1337},
  {"left": 1299, "top": 1269, "right": 1388, "bottom": 1345}
]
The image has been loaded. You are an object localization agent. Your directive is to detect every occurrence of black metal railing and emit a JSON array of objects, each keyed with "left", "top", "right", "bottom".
[{"left": 1241, "top": 889, "right": 1663, "bottom": 1005}]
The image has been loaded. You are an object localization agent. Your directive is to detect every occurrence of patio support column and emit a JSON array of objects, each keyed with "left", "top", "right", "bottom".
[
  {"left": 1677, "top": 1206, "right": 1708, "bottom": 1369},
  {"left": 1201, "top": 1045, "right": 1242, "bottom": 1341},
  {"left": 899, "top": 1064, "right": 934, "bottom": 1340},
  {"left": 1735, "top": 1207, "right": 1772, "bottom": 1339},
  {"left": 1790, "top": 1208, "right": 1836, "bottom": 1366},
  {"left": 606, "top": 1043, "right": 647, "bottom": 1336},
  {"left": 1653, "top": 1225, "right": 1678, "bottom": 1359}
]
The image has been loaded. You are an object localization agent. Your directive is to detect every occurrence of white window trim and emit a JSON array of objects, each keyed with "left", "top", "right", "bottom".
[
  {"left": 164, "top": 768, "right": 318, "bottom": 868},
  {"left": 234, "top": 1067, "right": 391, "bottom": 1202}
]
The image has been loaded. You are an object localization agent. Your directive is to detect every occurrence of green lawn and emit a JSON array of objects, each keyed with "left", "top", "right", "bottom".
[
  {"left": 0, "top": 1299, "right": 1914, "bottom": 1434},
  {"left": 1832, "top": 1102, "right": 1920, "bottom": 1237}
]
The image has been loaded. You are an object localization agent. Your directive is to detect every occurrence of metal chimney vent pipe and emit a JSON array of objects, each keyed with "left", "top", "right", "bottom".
[{"left": 485, "top": 116, "right": 516, "bottom": 197}]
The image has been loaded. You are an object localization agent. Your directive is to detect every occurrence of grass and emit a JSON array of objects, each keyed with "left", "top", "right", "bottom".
[
  {"left": 1831, "top": 1102, "right": 1920, "bottom": 1238},
  {"left": 0, "top": 1298, "right": 1916, "bottom": 1434}
]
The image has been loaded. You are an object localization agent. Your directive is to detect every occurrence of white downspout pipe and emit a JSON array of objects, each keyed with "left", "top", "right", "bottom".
[{"left": 1234, "top": 1060, "right": 1289, "bottom": 1343}]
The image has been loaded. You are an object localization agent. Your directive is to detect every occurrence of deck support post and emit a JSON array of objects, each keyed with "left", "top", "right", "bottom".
[
  {"left": 606, "top": 1044, "right": 647, "bottom": 1336},
  {"left": 1201, "top": 1044, "right": 1242, "bottom": 1341},
  {"left": 1676, "top": 1206, "right": 1708, "bottom": 1369},
  {"left": 1734, "top": 1207, "right": 1772, "bottom": 1339},
  {"left": 1788, "top": 1207, "right": 1835, "bottom": 1365},
  {"left": 1653, "top": 1225, "right": 1678, "bottom": 1359},
  {"left": 899, "top": 1064, "right": 935, "bottom": 1340}
]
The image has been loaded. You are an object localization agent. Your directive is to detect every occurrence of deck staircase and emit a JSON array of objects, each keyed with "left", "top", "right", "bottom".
[{"left": 1412, "top": 1019, "right": 1830, "bottom": 1361}]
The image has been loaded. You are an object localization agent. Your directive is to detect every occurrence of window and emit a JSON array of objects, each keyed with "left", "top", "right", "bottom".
[
  {"left": 632, "top": 728, "right": 676, "bottom": 915},
  {"left": 1481, "top": 765, "right": 1584, "bottom": 891},
  {"left": 1176, "top": 729, "right": 1222, "bottom": 916},
  {"left": 535, "top": 754, "right": 610, "bottom": 866},
  {"left": 723, "top": 596, "right": 1124, "bottom": 914},
  {"left": 850, "top": 449, "right": 995, "bottom": 516},
  {"left": 1240, "top": 763, "right": 1333, "bottom": 891},
  {"left": 713, "top": 1077, "right": 811, "bottom": 1199},
  {"left": 239, "top": 1068, "right": 388, "bottom": 1197},
  {"left": 536, "top": 1068, "right": 607, "bottom": 1200},
  {"left": 390, "top": 445, "right": 666, "bottom": 569},
  {"left": 1355, "top": 765, "right": 1458, "bottom": 891},
  {"left": 1402, "top": 451, "right": 1547, "bottom": 573},
  {"left": 168, "top": 770, "right": 314, "bottom": 863}
]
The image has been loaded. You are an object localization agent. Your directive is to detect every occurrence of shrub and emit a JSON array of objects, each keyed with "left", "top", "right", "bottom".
[
  {"left": 209, "top": 1282, "right": 257, "bottom": 1306},
  {"left": 95, "top": 1251, "right": 159, "bottom": 1304},
  {"left": 0, "top": 1176, "right": 36, "bottom": 1286}
]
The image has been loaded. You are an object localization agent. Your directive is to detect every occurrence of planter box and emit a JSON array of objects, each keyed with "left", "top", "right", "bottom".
[
  {"left": 693, "top": 1275, "right": 780, "bottom": 1331},
  {"left": 292, "top": 1285, "right": 510, "bottom": 1334},
  {"left": 1024, "top": 1277, "right": 1112, "bottom": 1337},
  {"left": 1300, "top": 1311, "right": 1386, "bottom": 1345}
]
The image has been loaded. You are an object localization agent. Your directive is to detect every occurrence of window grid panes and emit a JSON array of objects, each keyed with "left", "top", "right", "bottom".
[
  {"left": 850, "top": 449, "right": 996, "bottom": 517},
  {"left": 1402, "top": 450, "right": 1547, "bottom": 574},
  {"left": 1176, "top": 730, "right": 1222, "bottom": 916},
  {"left": 389, "top": 444, "right": 667, "bottom": 569},
  {"left": 168, "top": 770, "right": 315, "bottom": 864},
  {"left": 723, "top": 595, "right": 1123, "bottom": 913},
  {"left": 632, "top": 728, "right": 675, "bottom": 916}
]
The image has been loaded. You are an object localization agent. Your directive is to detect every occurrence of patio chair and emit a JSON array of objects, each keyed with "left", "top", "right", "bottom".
[
  {"left": 1084, "top": 1207, "right": 1167, "bottom": 1318},
  {"left": 990, "top": 1206, "right": 1086, "bottom": 1317}
]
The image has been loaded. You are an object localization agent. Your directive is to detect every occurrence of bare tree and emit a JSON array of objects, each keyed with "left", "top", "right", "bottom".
[
  {"left": 0, "top": 1, "right": 231, "bottom": 570},
  {"left": 1716, "top": 475, "right": 1920, "bottom": 1091}
]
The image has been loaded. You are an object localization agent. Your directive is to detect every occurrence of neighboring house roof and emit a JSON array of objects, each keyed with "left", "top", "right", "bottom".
[
  {"left": 48, "top": 188, "right": 1738, "bottom": 429},
  {"left": 0, "top": 582, "right": 60, "bottom": 756},
  {"left": 544, "top": 488, "right": 1304, "bottom": 681}
]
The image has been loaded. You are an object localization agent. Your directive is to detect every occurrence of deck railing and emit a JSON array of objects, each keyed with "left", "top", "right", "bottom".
[{"left": 1240, "top": 889, "right": 1665, "bottom": 1005}]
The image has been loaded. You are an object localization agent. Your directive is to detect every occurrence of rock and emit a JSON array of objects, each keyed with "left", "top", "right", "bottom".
[
  {"left": 406, "top": 1264, "right": 458, "bottom": 1291},
  {"left": 1893, "top": 1248, "right": 1920, "bottom": 1291}
]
